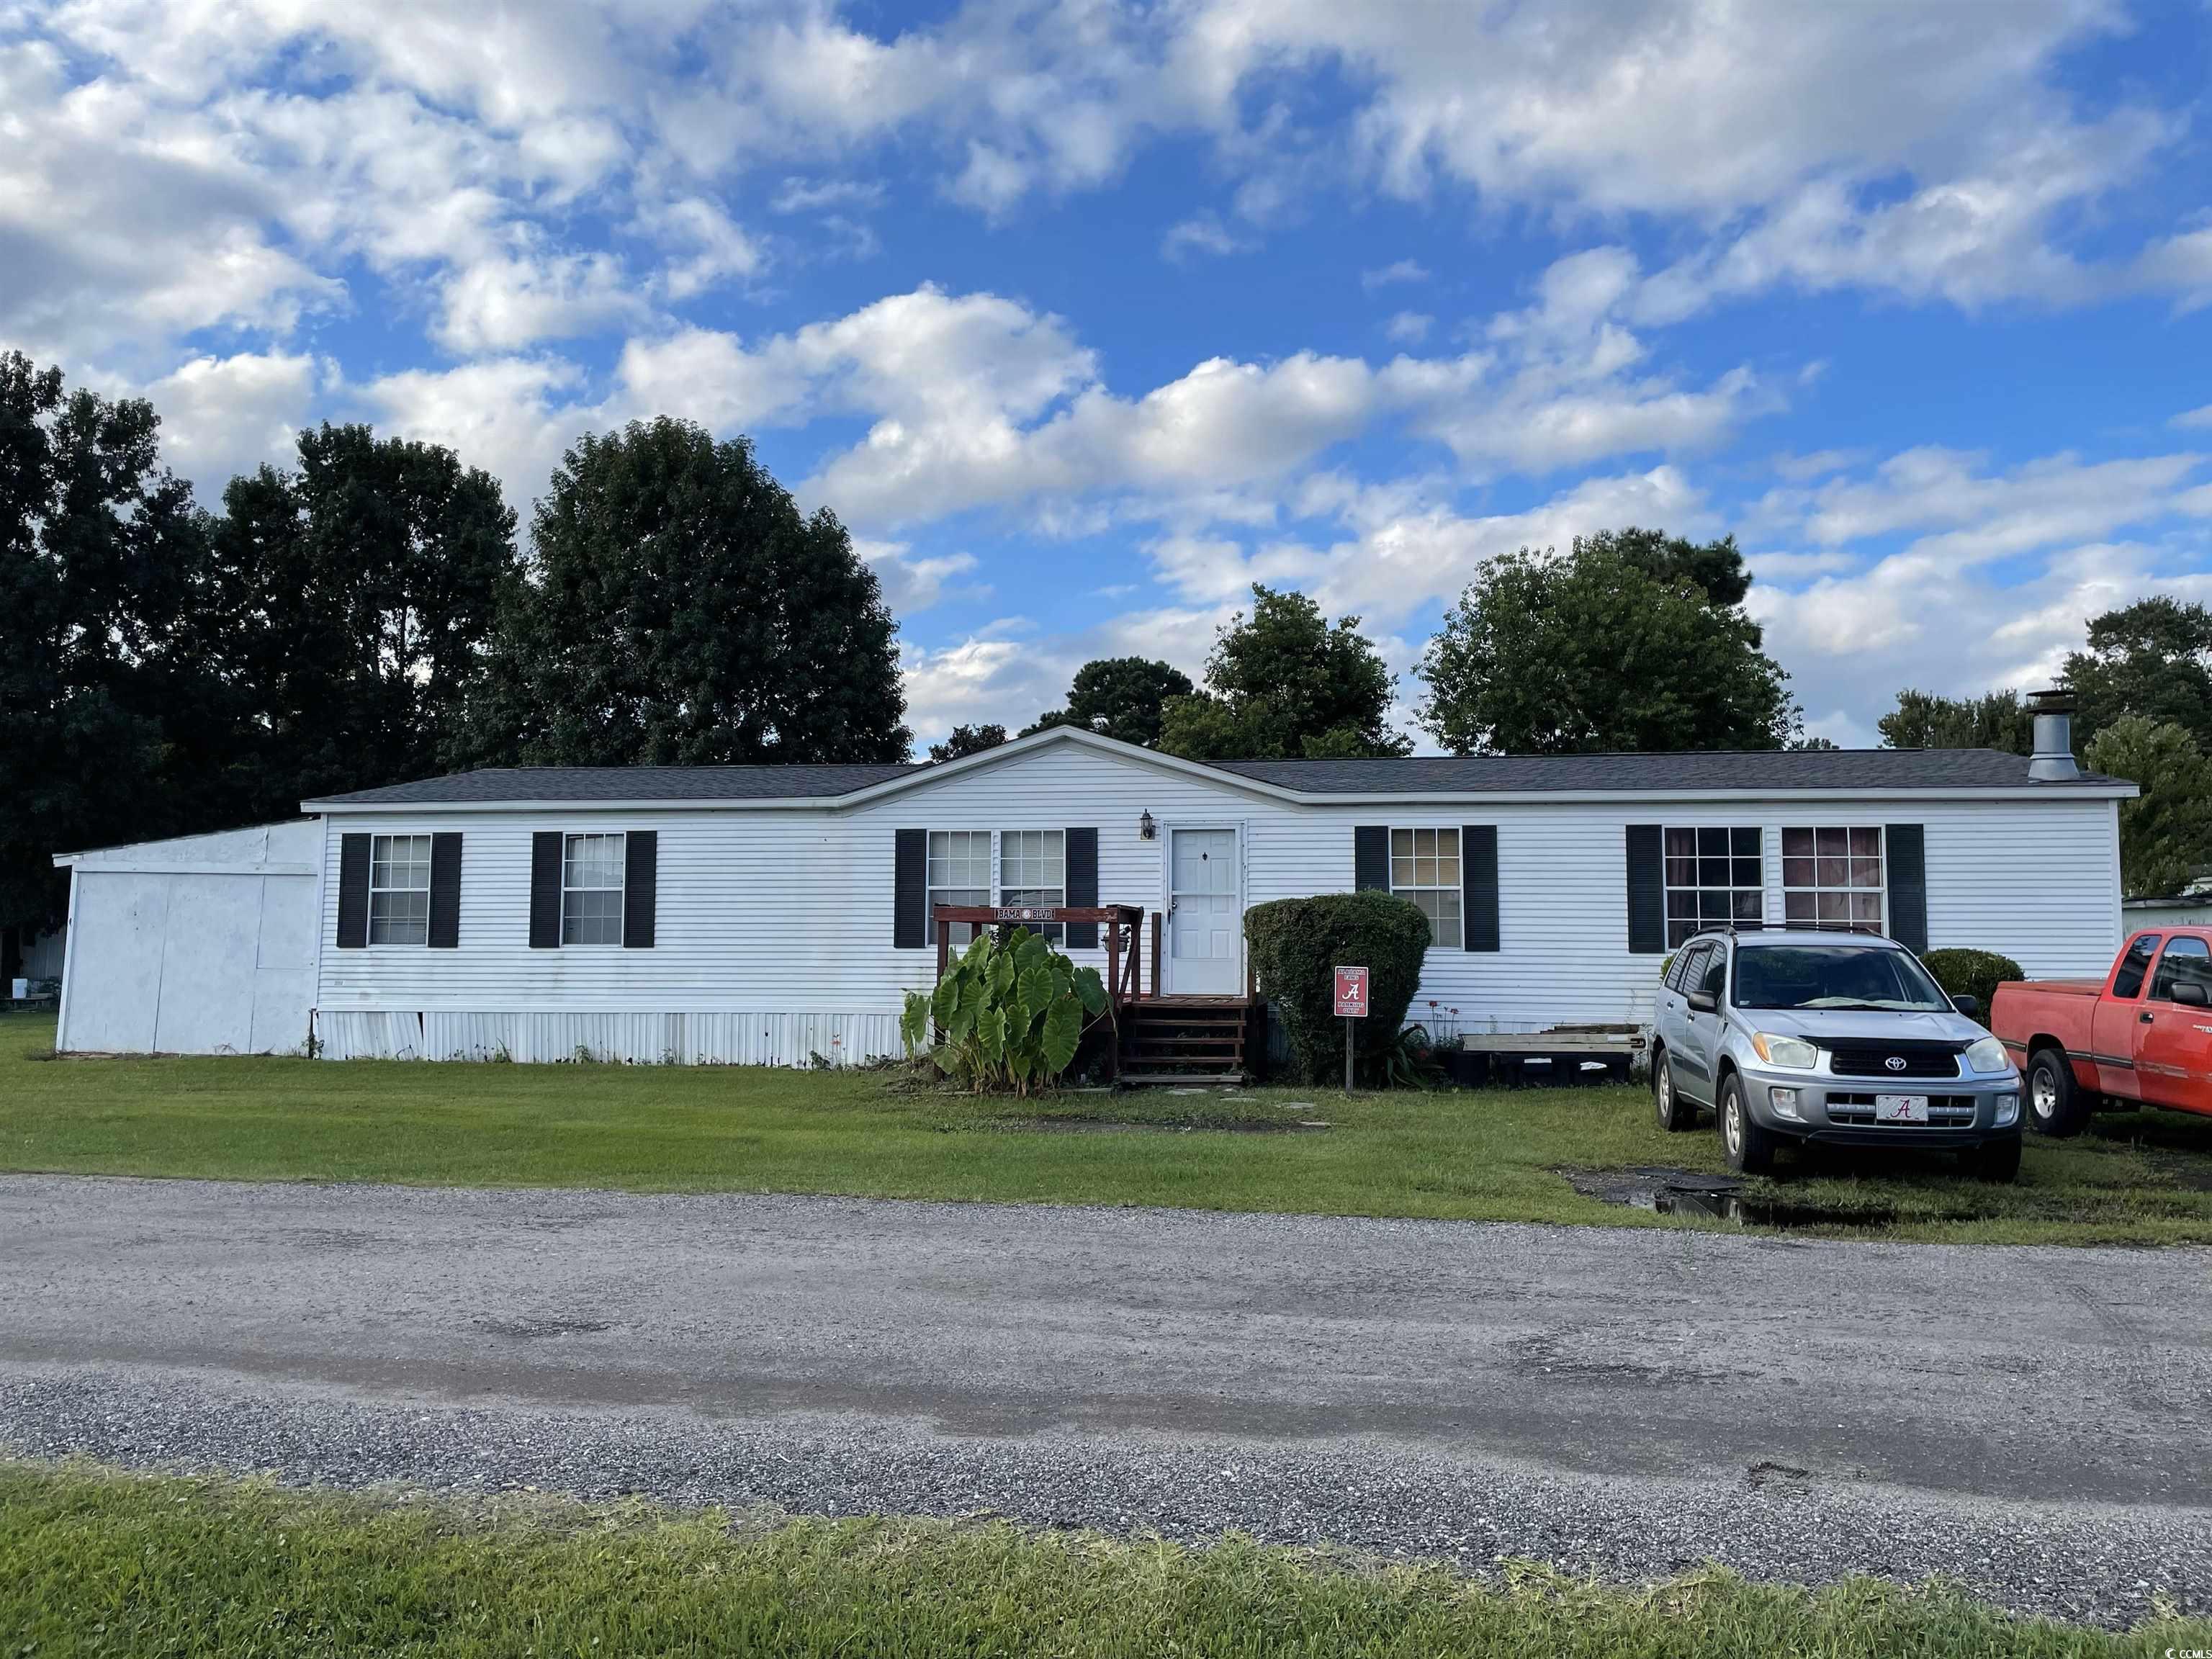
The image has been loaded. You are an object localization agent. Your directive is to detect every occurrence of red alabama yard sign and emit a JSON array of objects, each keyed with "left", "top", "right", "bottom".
[{"left": 1334, "top": 966, "right": 1370, "bottom": 1018}]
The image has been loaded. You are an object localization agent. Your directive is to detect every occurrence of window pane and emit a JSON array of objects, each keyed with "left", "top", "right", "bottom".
[
  {"left": 1667, "top": 889, "right": 1696, "bottom": 920},
  {"left": 1850, "top": 855, "right": 1881, "bottom": 887},
  {"left": 1415, "top": 855, "right": 1437, "bottom": 886},
  {"left": 1436, "top": 829, "right": 1459, "bottom": 859},
  {"left": 1783, "top": 856, "right": 1814, "bottom": 888},
  {"left": 1437, "top": 855, "right": 1459, "bottom": 885},
  {"left": 1781, "top": 827, "right": 1813, "bottom": 858},
  {"left": 1698, "top": 856, "right": 1727, "bottom": 885},
  {"left": 1667, "top": 919, "right": 1696, "bottom": 948},
  {"left": 1817, "top": 855, "right": 1847, "bottom": 887},
  {"left": 1818, "top": 891, "right": 1848, "bottom": 921},
  {"left": 1785, "top": 893, "right": 1816, "bottom": 922},
  {"left": 1732, "top": 889, "right": 1763, "bottom": 921},
  {"left": 1699, "top": 827, "right": 1728, "bottom": 857},
  {"left": 1666, "top": 855, "right": 1694, "bottom": 886},
  {"left": 1851, "top": 892, "right": 1881, "bottom": 923},
  {"left": 1391, "top": 829, "right": 1413, "bottom": 857},
  {"left": 1665, "top": 828, "right": 1696, "bottom": 858},
  {"left": 565, "top": 833, "right": 624, "bottom": 891},
  {"left": 1817, "top": 827, "right": 1848, "bottom": 858},
  {"left": 368, "top": 889, "right": 428, "bottom": 945},
  {"left": 1849, "top": 827, "right": 1881, "bottom": 858},
  {"left": 562, "top": 887, "right": 622, "bottom": 945},
  {"left": 1732, "top": 857, "right": 1761, "bottom": 887},
  {"left": 1732, "top": 827, "right": 1761, "bottom": 857},
  {"left": 1392, "top": 855, "right": 1414, "bottom": 887}
]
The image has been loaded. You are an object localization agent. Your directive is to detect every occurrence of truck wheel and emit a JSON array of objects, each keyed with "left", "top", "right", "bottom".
[
  {"left": 1969, "top": 1131, "right": 2023, "bottom": 1183},
  {"left": 2025, "top": 1047, "right": 2092, "bottom": 1139},
  {"left": 1718, "top": 1073, "right": 1776, "bottom": 1174},
  {"left": 1653, "top": 1051, "right": 1695, "bottom": 1132}
]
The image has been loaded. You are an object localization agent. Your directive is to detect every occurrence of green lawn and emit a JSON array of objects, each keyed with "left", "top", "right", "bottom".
[
  {"left": 1, "top": 1460, "right": 2200, "bottom": 1658},
  {"left": 4, "top": 1012, "right": 2211, "bottom": 1244}
]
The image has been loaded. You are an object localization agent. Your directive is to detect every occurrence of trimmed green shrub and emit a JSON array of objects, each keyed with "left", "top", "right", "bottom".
[
  {"left": 1245, "top": 891, "right": 1431, "bottom": 1084},
  {"left": 900, "top": 927, "right": 1108, "bottom": 1094},
  {"left": 1920, "top": 947, "right": 2025, "bottom": 1015}
]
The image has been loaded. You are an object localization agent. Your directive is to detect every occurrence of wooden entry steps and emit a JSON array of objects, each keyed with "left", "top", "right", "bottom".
[{"left": 1118, "top": 995, "right": 1259, "bottom": 1085}]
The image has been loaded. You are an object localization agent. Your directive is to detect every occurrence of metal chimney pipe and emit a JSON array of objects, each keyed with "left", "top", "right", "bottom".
[{"left": 2026, "top": 688, "right": 2080, "bottom": 781}]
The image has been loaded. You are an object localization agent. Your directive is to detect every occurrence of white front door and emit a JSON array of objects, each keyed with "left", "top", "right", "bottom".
[{"left": 1167, "top": 827, "right": 1241, "bottom": 995}]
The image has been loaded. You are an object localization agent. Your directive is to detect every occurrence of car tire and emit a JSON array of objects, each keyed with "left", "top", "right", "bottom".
[
  {"left": 1653, "top": 1051, "right": 1695, "bottom": 1132},
  {"left": 2025, "top": 1046, "right": 2092, "bottom": 1139},
  {"left": 1718, "top": 1071, "right": 1776, "bottom": 1174},
  {"left": 1969, "top": 1131, "right": 2023, "bottom": 1183}
]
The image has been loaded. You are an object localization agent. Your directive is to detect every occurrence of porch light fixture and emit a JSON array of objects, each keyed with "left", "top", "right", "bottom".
[{"left": 1138, "top": 809, "right": 1156, "bottom": 841}]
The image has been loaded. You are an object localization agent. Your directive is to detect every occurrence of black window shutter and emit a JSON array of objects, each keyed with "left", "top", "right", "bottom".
[
  {"left": 336, "top": 833, "right": 371, "bottom": 949},
  {"left": 1887, "top": 823, "right": 1928, "bottom": 953},
  {"left": 428, "top": 833, "right": 462, "bottom": 948},
  {"left": 894, "top": 828, "right": 927, "bottom": 949},
  {"left": 1354, "top": 825, "right": 1390, "bottom": 891},
  {"left": 529, "top": 832, "right": 562, "bottom": 949},
  {"left": 1462, "top": 824, "right": 1499, "bottom": 952},
  {"left": 1626, "top": 824, "right": 1665, "bottom": 954},
  {"left": 1064, "top": 828, "right": 1099, "bottom": 948},
  {"left": 623, "top": 830, "right": 657, "bottom": 949}
]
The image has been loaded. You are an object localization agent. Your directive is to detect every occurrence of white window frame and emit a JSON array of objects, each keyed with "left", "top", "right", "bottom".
[
  {"left": 562, "top": 832, "right": 626, "bottom": 946},
  {"left": 999, "top": 828, "right": 1066, "bottom": 943},
  {"left": 927, "top": 830, "right": 993, "bottom": 948},
  {"left": 368, "top": 833, "right": 432, "bottom": 946},
  {"left": 1663, "top": 825, "right": 1765, "bottom": 949},
  {"left": 1388, "top": 826, "right": 1462, "bottom": 949},
  {"left": 1781, "top": 825, "right": 1885, "bottom": 934}
]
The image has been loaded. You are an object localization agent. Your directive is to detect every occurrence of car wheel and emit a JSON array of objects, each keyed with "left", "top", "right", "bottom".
[
  {"left": 1969, "top": 1130, "right": 2023, "bottom": 1183},
  {"left": 2025, "top": 1047, "right": 2092, "bottom": 1139},
  {"left": 1718, "top": 1072, "right": 1775, "bottom": 1174},
  {"left": 1653, "top": 1051, "right": 1694, "bottom": 1132}
]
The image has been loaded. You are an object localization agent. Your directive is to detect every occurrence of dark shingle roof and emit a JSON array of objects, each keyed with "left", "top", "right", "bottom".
[
  {"left": 313, "top": 764, "right": 923, "bottom": 804},
  {"left": 310, "top": 745, "right": 2120, "bottom": 807},
  {"left": 1213, "top": 748, "right": 2118, "bottom": 794}
]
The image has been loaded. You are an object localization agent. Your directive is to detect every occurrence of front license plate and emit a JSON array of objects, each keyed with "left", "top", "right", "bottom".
[{"left": 1875, "top": 1094, "right": 1930, "bottom": 1124}]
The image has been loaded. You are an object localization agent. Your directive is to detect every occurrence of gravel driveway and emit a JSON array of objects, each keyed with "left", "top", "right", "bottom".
[{"left": 2, "top": 1174, "right": 2208, "bottom": 1625}]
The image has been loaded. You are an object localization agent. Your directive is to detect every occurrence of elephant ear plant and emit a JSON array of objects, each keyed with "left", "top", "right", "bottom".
[{"left": 900, "top": 927, "right": 1111, "bottom": 1094}]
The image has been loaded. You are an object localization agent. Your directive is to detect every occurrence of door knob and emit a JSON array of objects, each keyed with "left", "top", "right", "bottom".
[{"left": 2141, "top": 1010, "right": 2154, "bottom": 1023}]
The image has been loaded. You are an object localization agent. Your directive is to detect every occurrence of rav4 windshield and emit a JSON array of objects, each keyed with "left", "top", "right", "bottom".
[{"left": 1731, "top": 944, "right": 1952, "bottom": 1012}]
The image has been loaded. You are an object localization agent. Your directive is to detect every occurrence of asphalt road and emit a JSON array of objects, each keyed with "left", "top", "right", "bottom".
[{"left": 2, "top": 1174, "right": 2209, "bottom": 1624}]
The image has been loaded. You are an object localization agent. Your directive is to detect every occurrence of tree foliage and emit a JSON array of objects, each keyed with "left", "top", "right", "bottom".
[
  {"left": 207, "top": 423, "right": 518, "bottom": 814},
  {"left": 899, "top": 927, "right": 1109, "bottom": 1093},
  {"left": 1024, "top": 656, "right": 1195, "bottom": 747},
  {"left": 0, "top": 352, "right": 212, "bottom": 936},
  {"left": 1877, "top": 689, "right": 2033, "bottom": 755},
  {"left": 1158, "top": 585, "right": 1410, "bottom": 761},
  {"left": 462, "top": 418, "right": 909, "bottom": 766},
  {"left": 1416, "top": 529, "right": 1797, "bottom": 755},
  {"left": 2064, "top": 598, "right": 2212, "bottom": 753},
  {"left": 1243, "top": 891, "right": 1431, "bottom": 1084},
  {"left": 930, "top": 724, "right": 1007, "bottom": 763},
  {"left": 2083, "top": 716, "right": 2212, "bottom": 899}
]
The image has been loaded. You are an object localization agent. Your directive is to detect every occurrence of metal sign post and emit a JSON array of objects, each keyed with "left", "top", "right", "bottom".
[{"left": 1334, "top": 965, "right": 1369, "bottom": 1092}]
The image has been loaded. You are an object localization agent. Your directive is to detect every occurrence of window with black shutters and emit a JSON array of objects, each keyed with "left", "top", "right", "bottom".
[{"left": 1663, "top": 826, "right": 1762, "bottom": 948}]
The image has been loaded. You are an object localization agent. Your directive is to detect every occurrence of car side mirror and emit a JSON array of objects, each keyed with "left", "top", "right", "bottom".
[
  {"left": 1686, "top": 989, "right": 1718, "bottom": 1014},
  {"left": 2175, "top": 981, "right": 2209, "bottom": 1007},
  {"left": 1950, "top": 994, "right": 1979, "bottom": 1017}
]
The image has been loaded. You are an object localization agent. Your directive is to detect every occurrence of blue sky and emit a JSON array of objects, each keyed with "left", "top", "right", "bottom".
[{"left": 6, "top": 1, "right": 2211, "bottom": 751}]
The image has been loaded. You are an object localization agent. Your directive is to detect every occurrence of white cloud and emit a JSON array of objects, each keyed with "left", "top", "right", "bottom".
[
  {"left": 2175, "top": 404, "right": 2212, "bottom": 431},
  {"left": 1161, "top": 214, "right": 1249, "bottom": 262},
  {"left": 634, "top": 196, "right": 763, "bottom": 301},
  {"left": 139, "top": 350, "right": 320, "bottom": 495},
  {"left": 1361, "top": 259, "right": 1430, "bottom": 290},
  {"left": 1382, "top": 310, "right": 1432, "bottom": 345},
  {"left": 357, "top": 356, "right": 592, "bottom": 519}
]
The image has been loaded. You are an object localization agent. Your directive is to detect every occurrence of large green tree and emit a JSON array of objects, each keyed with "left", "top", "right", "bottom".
[
  {"left": 1416, "top": 529, "right": 1797, "bottom": 754},
  {"left": 2064, "top": 597, "right": 2212, "bottom": 752},
  {"left": 2083, "top": 716, "right": 2212, "bottom": 897},
  {"left": 929, "top": 723, "right": 1006, "bottom": 763},
  {"left": 1876, "top": 688, "right": 2033, "bottom": 754},
  {"left": 1158, "top": 585, "right": 1410, "bottom": 760},
  {"left": 467, "top": 418, "right": 909, "bottom": 765},
  {"left": 1022, "top": 656, "right": 1194, "bottom": 747},
  {"left": 206, "top": 423, "right": 518, "bottom": 817},
  {"left": 0, "top": 352, "right": 214, "bottom": 950}
]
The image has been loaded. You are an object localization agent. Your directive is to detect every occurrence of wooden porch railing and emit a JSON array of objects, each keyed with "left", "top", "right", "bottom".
[{"left": 930, "top": 903, "right": 1148, "bottom": 1078}]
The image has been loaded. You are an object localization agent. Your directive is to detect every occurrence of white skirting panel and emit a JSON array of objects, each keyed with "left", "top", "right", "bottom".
[{"left": 314, "top": 1010, "right": 907, "bottom": 1066}]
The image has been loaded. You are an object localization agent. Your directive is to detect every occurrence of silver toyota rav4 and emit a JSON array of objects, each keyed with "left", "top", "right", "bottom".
[{"left": 1650, "top": 927, "right": 2024, "bottom": 1180}]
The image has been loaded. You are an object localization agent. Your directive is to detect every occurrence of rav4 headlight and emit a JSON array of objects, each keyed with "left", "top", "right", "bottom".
[
  {"left": 1750, "top": 1032, "right": 1820, "bottom": 1070},
  {"left": 1964, "top": 1035, "right": 2012, "bottom": 1075}
]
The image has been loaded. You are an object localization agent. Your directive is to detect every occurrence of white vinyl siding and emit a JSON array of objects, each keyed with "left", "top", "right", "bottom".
[
  {"left": 1389, "top": 827, "right": 1462, "bottom": 948},
  {"left": 368, "top": 835, "right": 431, "bottom": 945},
  {"left": 314, "top": 739, "right": 2126, "bottom": 1058}
]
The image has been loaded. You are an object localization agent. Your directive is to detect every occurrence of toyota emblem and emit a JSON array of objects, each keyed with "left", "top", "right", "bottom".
[{"left": 1884, "top": 1056, "right": 1909, "bottom": 1072}]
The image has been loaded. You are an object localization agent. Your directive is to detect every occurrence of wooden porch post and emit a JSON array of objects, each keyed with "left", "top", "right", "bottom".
[
  {"left": 1150, "top": 911, "right": 1163, "bottom": 997},
  {"left": 935, "top": 912, "right": 948, "bottom": 983}
]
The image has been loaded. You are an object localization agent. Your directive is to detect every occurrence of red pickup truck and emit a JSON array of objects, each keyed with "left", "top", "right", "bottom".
[{"left": 1990, "top": 928, "right": 2212, "bottom": 1136}]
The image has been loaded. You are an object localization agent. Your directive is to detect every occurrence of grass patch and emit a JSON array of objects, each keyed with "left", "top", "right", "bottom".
[
  {"left": 3, "top": 1012, "right": 2211, "bottom": 1244},
  {"left": 1, "top": 1459, "right": 2202, "bottom": 1657}
]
